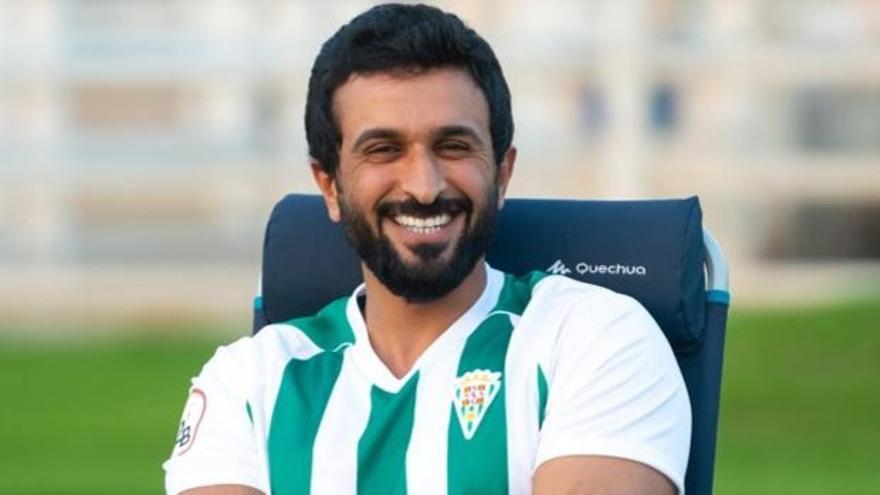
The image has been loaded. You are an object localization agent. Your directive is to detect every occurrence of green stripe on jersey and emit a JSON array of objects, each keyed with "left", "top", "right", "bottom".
[
  {"left": 446, "top": 271, "right": 545, "bottom": 493},
  {"left": 494, "top": 272, "right": 546, "bottom": 314},
  {"left": 357, "top": 374, "right": 419, "bottom": 495},
  {"left": 537, "top": 365, "right": 548, "bottom": 429},
  {"left": 448, "top": 312, "right": 515, "bottom": 495},
  {"left": 268, "top": 352, "right": 344, "bottom": 495},
  {"left": 286, "top": 298, "right": 354, "bottom": 351}
]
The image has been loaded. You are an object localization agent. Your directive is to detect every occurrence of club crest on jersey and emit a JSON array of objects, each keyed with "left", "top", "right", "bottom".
[
  {"left": 452, "top": 369, "right": 502, "bottom": 440},
  {"left": 173, "top": 388, "right": 206, "bottom": 456}
]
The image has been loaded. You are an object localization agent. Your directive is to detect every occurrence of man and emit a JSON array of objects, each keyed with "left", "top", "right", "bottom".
[{"left": 164, "top": 4, "right": 690, "bottom": 494}]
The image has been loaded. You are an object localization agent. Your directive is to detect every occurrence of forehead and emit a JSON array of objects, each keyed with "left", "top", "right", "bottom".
[{"left": 332, "top": 67, "right": 490, "bottom": 142}]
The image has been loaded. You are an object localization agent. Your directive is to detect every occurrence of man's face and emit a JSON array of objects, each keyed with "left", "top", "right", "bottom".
[{"left": 314, "top": 68, "right": 515, "bottom": 302}]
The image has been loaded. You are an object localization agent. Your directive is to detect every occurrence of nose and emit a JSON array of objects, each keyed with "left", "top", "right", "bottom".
[{"left": 399, "top": 147, "right": 446, "bottom": 204}]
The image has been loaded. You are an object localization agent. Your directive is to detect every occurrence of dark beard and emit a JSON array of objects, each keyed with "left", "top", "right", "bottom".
[{"left": 338, "top": 189, "right": 498, "bottom": 303}]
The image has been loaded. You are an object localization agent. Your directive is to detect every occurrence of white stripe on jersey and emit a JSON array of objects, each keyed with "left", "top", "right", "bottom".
[
  {"left": 502, "top": 312, "right": 540, "bottom": 495},
  {"left": 311, "top": 351, "right": 373, "bottom": 493},
  {"left": 404, "top": 336, "right": 463, "bottom": 495}
]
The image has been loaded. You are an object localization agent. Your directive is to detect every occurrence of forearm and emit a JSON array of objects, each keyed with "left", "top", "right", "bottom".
[
  {"left": 180, "top": 485, "right": 265, "bottom": 495},
  {"left": 533, "top": 455, "right": 676, "bottom": 495}
]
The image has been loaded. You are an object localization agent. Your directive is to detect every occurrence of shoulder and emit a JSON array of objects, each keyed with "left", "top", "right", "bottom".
[
  {"left": 530, "top": 272, "right": 644, "bottom": 316},
  {"left": 510, "top": 272, "right": 671, "bottom": 375},
  {"left": 494, "top": 269, "right": 636, "bottom": 317},
  {"left": 517, "top": 271, "right": 651, "bottom": 337},
  {"left": 202, "top": 296, "right": 355, "bottom": 386}
]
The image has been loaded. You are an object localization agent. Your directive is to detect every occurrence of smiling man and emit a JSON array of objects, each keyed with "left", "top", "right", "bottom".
[{"left": 164, "top": 4, "right": 690, "bottom": 495}]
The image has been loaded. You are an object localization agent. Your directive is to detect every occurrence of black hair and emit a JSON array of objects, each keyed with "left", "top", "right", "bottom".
[{"left": 305, "top": 3, "right": 513, "bottom": 175}]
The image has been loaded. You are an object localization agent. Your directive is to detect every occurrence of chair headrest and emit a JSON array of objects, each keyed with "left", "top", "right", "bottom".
[{"left": 261, "top": 194, "right": 706, "bottom": 352}]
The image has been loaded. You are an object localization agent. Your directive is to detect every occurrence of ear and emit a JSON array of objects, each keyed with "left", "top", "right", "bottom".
[
  {"left": 495, "top": 146, "right": 516, "bottom": 210},
  {"left": 311, "top": 160, "right": 342, "bottom": 222}
]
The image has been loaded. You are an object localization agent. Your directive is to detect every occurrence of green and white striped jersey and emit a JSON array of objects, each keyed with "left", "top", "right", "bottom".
[{"left": 164, "top": 265, "right": 690, "bottom": 495}]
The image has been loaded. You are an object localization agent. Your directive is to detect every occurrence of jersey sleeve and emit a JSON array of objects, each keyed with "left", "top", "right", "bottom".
[
  {"left": 535, "top": 293, "right": 691, "bottom": 494},
  {"left": 163, "top": 340, "right": 269, "bottom": 494}
]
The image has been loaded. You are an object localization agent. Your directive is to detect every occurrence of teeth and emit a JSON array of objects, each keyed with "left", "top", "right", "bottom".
[{"left": 393, "top": 213, "right": 452, "bottom": 232}]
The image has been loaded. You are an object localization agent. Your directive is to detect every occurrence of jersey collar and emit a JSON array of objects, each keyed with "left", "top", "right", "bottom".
[{"left": 344, "top": 263, "right": 504, "bottom": 392}]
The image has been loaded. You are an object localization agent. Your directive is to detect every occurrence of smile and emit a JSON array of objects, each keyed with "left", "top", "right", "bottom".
[{"left": 392, "top": 213, "right": 453, "bottom": 234}]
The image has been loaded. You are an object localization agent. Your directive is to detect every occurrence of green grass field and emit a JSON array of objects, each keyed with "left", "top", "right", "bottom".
[
  {"left": 714, "top": 301, "right": 880, "bottom": 495},
  {"left": 1, "top": 301, "right": 878, "bottom": 494}
]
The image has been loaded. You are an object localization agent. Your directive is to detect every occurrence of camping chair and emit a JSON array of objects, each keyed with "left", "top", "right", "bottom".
[{"left": 253, "top": 194, "right": 730, "bottom": 495}]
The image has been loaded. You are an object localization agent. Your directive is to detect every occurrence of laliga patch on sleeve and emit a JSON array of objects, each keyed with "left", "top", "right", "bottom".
[{"left": 173, "top": 388, "right": 206, "bottom": 456}]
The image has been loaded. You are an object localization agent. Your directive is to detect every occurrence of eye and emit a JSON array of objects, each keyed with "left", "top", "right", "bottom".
[
  {"left": 362, "top": 143, "right": 402, "bottom": 162},
  {"left": 436, "top": 140, "right": 473, "bottom": 156},
  {"left": 367, "top": 144, "right": 398, "bottom": 154}
]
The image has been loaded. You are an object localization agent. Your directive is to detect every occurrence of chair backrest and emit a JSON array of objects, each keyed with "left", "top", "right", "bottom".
[{"left": 254, "top": 193, "right": 730, "bottom": 495}]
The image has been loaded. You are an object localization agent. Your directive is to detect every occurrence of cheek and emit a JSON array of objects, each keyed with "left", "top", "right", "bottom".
[
  {"left": 449, "top": 165, "right": 497, "bottom": 202},
  {"left": 339, "top": 168, "right": 397, "bottom": 218}
]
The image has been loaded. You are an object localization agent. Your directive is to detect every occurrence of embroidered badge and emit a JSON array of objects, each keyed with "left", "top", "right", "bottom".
[
  {"left": 173, "top": 388, "right": 206, "bottom": 456},
  {"left": 452, "top": 369, "right": 502, "bottom": 440}
]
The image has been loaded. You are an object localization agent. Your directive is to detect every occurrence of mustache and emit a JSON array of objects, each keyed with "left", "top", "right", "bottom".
[{"left": 376, "top": 197, "right": 471, "bottom": 218}]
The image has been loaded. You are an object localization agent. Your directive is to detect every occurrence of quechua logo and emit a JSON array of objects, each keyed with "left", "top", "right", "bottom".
[{"left": 546, "top": 259, "right": 647, "bottom": 277}]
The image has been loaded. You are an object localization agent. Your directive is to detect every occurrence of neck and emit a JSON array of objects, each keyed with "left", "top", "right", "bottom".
[{"left": 361, "top": 260, "right": 488, "bottom": 378}]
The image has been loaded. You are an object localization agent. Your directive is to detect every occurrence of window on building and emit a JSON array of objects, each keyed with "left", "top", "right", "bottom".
[
  {"left": 763, "top": 201, "right": 880, "bottom": 260},
  {"left": 579, "top": 86, "right": 607, "bottom": 140},
  {"left": 649, "top": 83, "right": 679, "bottom": 135},
  {"left": 71, "top": 84, "right": 185, "bottom": 130},
  {"left": 249, "top": 82, "right": 284, "bottom": 155},
  {"left": 792, "top": 86, "right": 880, "bottom": 153}
]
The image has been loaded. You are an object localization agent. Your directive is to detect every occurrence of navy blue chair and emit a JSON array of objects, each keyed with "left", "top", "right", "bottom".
[{"left": 253, "top": 194, "right": 730, "bottom": 495}]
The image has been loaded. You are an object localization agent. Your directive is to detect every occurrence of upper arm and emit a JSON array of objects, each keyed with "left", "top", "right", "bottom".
[
  {"left": 534, "top": 295, "right": 691, "bottom": 494},
  {"left": 533, "top": 455, "right": 676, "bottom": 495},
  {"left": 163, "top": 342, "right": 269, "bottom": 494}
]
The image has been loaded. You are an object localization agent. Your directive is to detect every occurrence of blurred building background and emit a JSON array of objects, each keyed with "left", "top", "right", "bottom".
[{"left": 1, "top": 0, "right": 879, "bottom": 333}]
